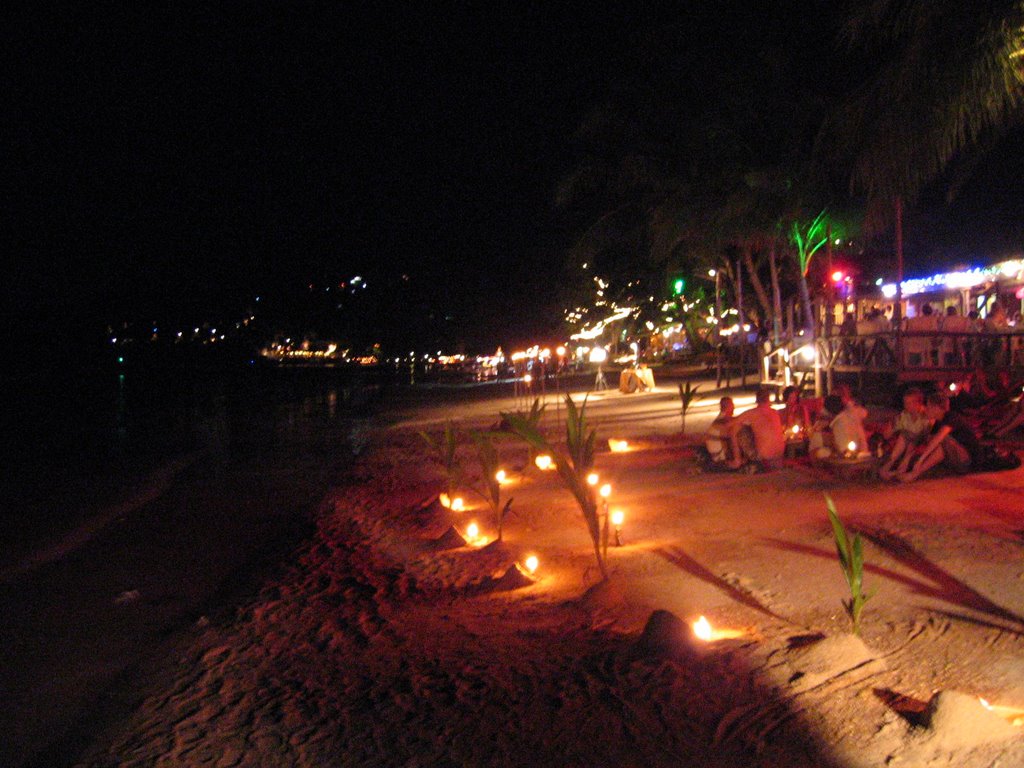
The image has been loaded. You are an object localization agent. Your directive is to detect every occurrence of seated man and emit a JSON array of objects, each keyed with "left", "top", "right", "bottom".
[
  {"left": 895, "top": 392, "right": 984, "bottom": 482},
  {"left": 879, "top": 387, "right": 932, "bottom": 479},
  {"left": 830, "top": 393, "right": 869, "bottom": 454},
  {"left": 702, "top": 396, "right": 735, "bottom": 468},
  {"left": 727, "top": 388, "right": 785, "bottom": 470}
]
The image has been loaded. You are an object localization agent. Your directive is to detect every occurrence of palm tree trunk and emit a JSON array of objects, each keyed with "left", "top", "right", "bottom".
[
  {"left": 769, "top": 240, "right": 783, "bottom": 344},
  {"left": 742, "top": 244, "right": 773, "bottom": 326},
  {"left": 797, "top": 268, "right": 815, "bottom": 338}
]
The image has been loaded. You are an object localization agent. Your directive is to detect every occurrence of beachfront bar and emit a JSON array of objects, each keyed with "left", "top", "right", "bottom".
[{"left": 763, "top": 258, "right": 1024, "bottom": 392}]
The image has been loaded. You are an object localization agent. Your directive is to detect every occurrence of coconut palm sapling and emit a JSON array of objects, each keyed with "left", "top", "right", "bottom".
[
  {"left": 469, "top": 430, "right": 514, "bottom": 541},
  {"left": 419, "top": 420, "right": 461, "bottom": 503},
  {"left": 825, "top": 495, "right": 876, "bottom": 635},
  {"left": 502, "top": 396, "right": 607, "bottom": 581}
]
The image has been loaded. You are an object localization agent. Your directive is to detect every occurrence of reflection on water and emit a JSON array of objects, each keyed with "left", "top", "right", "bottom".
[{"left": 6, "top": 366, "right": 383, "bottom": 543}]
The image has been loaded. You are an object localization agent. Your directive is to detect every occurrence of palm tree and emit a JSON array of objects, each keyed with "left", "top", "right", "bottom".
[{"left": 825, "top": 1, "right": 1024, "bottom": 205}]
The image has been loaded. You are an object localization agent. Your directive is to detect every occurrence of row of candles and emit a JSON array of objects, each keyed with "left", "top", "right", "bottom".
[{"left": 439, "top": 436, "right": 1024, "bottom": 722}]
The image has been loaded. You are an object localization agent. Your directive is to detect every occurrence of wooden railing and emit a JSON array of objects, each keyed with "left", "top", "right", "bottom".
[{"left": 762, "top": 330, "right": 1024, "bottom": 391}]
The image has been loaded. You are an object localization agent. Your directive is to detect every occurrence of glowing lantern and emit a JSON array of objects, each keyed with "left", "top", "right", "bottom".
[
  {"left": 451, "top": 497, "right": 464, "bottom": 511},
  {"left": 599, "top": 483, "right": 612, "bottom": 499},
  {"left": 692, "top": 615, "right": 744, "bottom": 642},
  {"left": 610, "top": 509, "right": 624, "bottom": 527},
  {"left": 980, "top": 698, "right": 1024, "bottom": 726},
  {"left": 535, "top": 454, "right": 554, "bottom": 471},
  {"left": 524, "top": 555, "right": 539, "bottom": 574},
  {"left": 495, "top": 469, "right": 507, "bottom": 484},
  {"left": 586, "top": 472, "right": 599, "bottom": 486}
]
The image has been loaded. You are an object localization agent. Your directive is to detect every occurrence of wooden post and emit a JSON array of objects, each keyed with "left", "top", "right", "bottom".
[{"left": 737, "top": 258, "right": 746, "bottom": 386}]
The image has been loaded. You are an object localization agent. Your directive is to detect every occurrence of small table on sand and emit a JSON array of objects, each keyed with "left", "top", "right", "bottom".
[{"left": 823, "top": 453, "right": 878, "bottom": 481}]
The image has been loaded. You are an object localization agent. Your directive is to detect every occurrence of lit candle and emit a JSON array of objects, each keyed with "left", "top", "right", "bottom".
[
  {"left": 466, "top": 521, "right": 479, "bottom": 540},
  {"left": 847, "top": 441, "right": 857, "bottom": 455},
  {"left": 691, "top": 615, "right": 744, "bottom": 641},
  {"left": 524, "top": 555, "right": 539, "bottom": 574}
]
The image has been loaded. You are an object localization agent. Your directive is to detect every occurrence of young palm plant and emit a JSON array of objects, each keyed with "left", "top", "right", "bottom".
[
  {"left": 502, "top": 396, "right": 606, "bottom": 581},
  {"left": 678, "top": 381, "right": 701, "bottom": 433},
  {"left": 825, "top": 495, "right": 876, "bottom": 635},
  {"left": 469, "top": 430, "right": 514, "bottom": 541},
  {"left": 419, "top": 420, "right": 461, "bottom": 501}
]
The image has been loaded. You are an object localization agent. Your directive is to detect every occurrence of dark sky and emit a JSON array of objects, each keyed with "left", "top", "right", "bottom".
[{"left": 6, "top": 3, "right": 1022, "bottom": 356}]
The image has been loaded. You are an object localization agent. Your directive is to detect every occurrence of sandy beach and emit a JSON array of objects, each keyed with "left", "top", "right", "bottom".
[{"left": 10, "top": 382, "right": 1024, "bottom": 767}]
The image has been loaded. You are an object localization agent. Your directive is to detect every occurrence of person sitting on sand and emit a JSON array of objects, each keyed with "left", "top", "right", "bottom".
[
  {"left": 879, "top": 387, "right": 932, "bottom": 480},
  {"left": 829, "top": 393, "right": 869, "bottom": 454},
  {"left": 808, "top": 394, "right": 841, "bottom": 457},
  {"left": 894, "top": 392, "right": 984, "bottom": 482},
  {"left": 780, "top": 386, "right": 809, "bottom": 434},
  {"left": 702, "top": 396, "right": 736, "bottom": 468},
  {"left": 727, "top": 388, "right": 785, "bottom": 470}
]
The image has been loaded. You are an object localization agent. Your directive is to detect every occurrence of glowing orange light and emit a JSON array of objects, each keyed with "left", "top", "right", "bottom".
[
  {"left": 599, "top": 483, "right": 612, "bottom": 498},
  {"left": 611, "top": 509, "right": 624, "bottom": 527},
  {"left": 692, "top": 615, "right": 744, "bottom": 641},
  {"left": 524, "top": 555, "right": 539, "bottom": 574},
  {"left": 535, "top": 454, "right": 554, "bottom": 471},
  {"left": 439, "top": 493, "right": 452, "bottom": 508},
  {"left": 846, "top": 441, "right": 857, "bottom": 454},
  {"left": 831, "top": 270, "right": 844, "bottom": 282},
  {"left": 495, "top": 469, "right": 507, "bottom": 484},
  {"left": 451, "top": 497, "right": 464, "bottom": 511},
  {"left": 608, "top": 439, "right": 630, "bottom": 453},
  {"left": 523, "top": 374, "right": 532, "bottom": 384},
  {"left": 979, "top": 698, "right": 1024, "bottom": 726},
  {"left": 466, "top": 521, "right": 479, "bottom": 540},
  {"left": 586, "top": 472, "right": 599, "bottom": 486}
]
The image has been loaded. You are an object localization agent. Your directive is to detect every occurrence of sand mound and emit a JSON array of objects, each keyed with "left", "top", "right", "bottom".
[
  {"left": 779, "top": 633, "right": 882, "bottom": 691},
  {"left": 489, "top": 563, "right": 538, "bottom": 591},
  {"left": 430, "top": 525, "right": 467, "bottom": 550},
  {"left": 919, "top": 690, "right": 1019, "bottom": 750},
  {"left": 630, "top": 609, "right": 700, "bottom": 660}
]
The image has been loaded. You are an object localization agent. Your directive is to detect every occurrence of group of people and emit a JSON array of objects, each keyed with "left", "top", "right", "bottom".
[
  {"left": 704, "top": 388, "right": 786, "bottom": 472},
  {"left": 702, "top": 372, "right": 1023, "bottom": 480}
]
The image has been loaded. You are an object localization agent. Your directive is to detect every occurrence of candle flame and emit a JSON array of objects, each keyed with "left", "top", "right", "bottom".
[
  {"left": 978, "top": 697, "right": 1024, "bottom": 726},
  {"left": 524, "top": 555, "right": 539, "bottom": 574},
  {"left": 439, "top": 493, "right": 451, "bottom": 508},
  {"left": 535, "top": 454, "right": 554, "bottom": 470},
  {"left": 693, "top": 616, "right": 713, "bottom": 641},
  {"left": 692, "top": 615, "right": 744, "bottom": 642},
  {"left": 847, "top": 441, "right": 857, "bottom": 453},
  {"left": 451, "top": 497, "right": 464, "bottom": 512},
  {"left": 495, "top": 469, "right": 507, "bottom": 484},
  {"left": 608, "top": 439, "right": 630, "bottom": 453},
  {"left": 466, "top": 521, "right": 479, "bottom": 540}
]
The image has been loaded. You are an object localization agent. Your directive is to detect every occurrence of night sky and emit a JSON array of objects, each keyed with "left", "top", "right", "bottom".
[{"left": 7, "top": 3, "right": 1023, "bottom": 361}]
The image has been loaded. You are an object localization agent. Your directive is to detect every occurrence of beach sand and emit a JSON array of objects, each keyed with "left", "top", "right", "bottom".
[{"left": 20, "top": 387, "right": 1024, "bottom": 766}]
